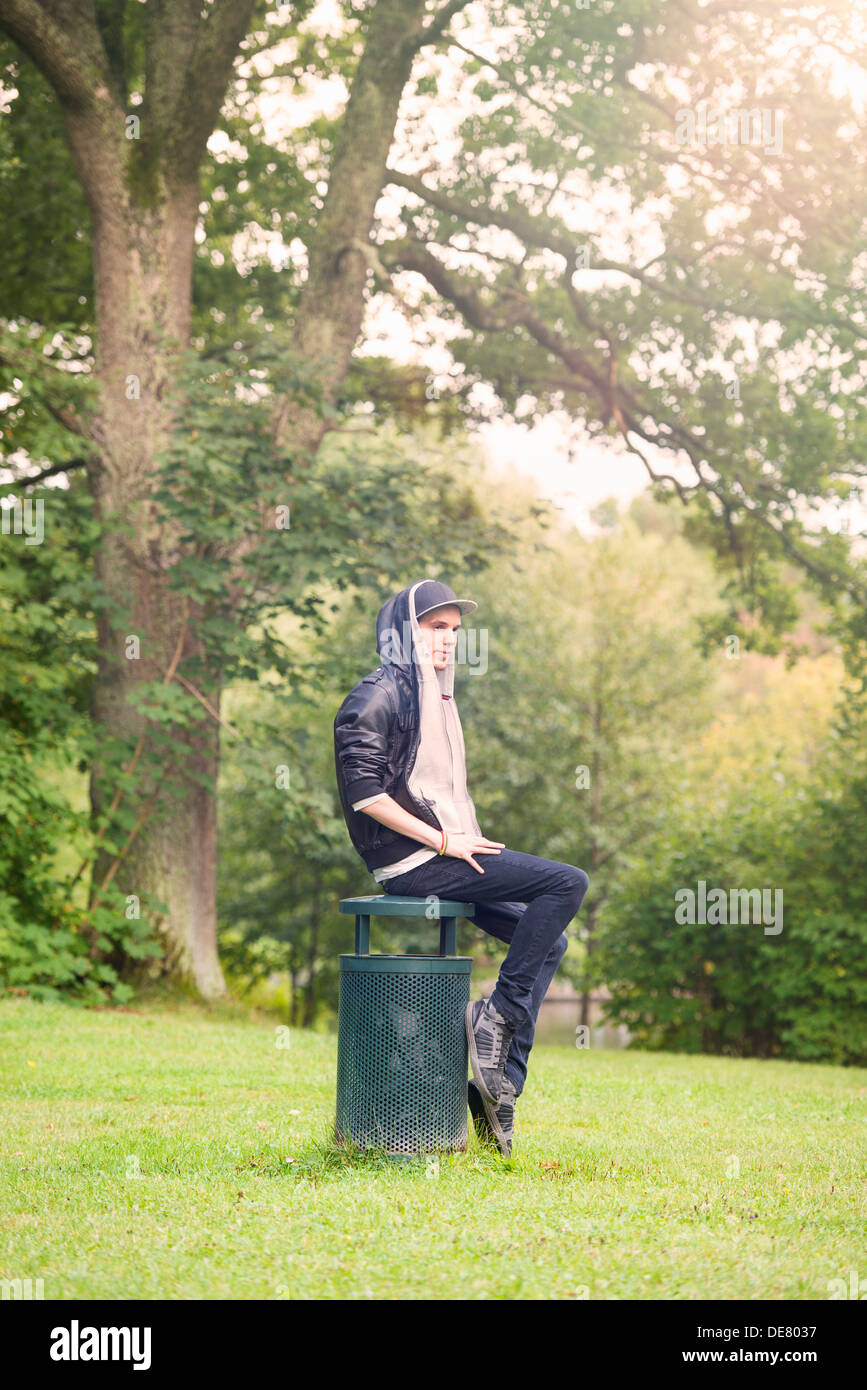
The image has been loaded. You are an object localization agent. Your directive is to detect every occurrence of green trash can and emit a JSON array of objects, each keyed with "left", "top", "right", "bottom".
[{"left": 335, "top": 895, "right": 475, "bottom": 1160}]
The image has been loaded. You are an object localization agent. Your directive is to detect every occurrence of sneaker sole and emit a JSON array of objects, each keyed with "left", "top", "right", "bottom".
[
  {"left": 465, "top": 1000, "right": 498, "bottom": 1105},
  {"left": 467, "top": 1081, "right": 494, "bottom": 1144},
  {"left": 468, "top": 1081, "right": 511, "bottom": 1157}
]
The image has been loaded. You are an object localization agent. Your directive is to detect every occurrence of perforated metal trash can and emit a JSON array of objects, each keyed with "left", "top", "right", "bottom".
[{"left": 335, "top": 896, "right": 474, "bottom": 1160}]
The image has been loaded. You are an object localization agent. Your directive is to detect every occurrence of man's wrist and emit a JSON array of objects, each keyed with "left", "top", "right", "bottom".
[{"left": 422, "top": 824, "right": 443, "bottom": 850}]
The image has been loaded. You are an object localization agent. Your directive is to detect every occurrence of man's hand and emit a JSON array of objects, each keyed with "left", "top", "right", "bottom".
[
  {"left": 442, "top": 832, "right": 505, "bottom": 874},
  {"left": 355, "top": 795, "right": 505, "bottom": 872}
]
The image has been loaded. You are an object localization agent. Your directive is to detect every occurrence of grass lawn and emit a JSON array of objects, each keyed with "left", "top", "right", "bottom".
[{"left": 1, "top": 995, "right": 864, "bottom": 1300}]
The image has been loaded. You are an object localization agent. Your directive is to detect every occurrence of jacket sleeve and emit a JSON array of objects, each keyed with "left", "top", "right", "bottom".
[{"left": 334, "top": 680, "right": 394, "bottom": 804}]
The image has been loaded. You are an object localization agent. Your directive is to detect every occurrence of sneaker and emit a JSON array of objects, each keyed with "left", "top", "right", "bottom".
[
  {"left": 465, "top": 997, "right": 516, "bottom": 1104},
  {"left": 468, "top": 1076, "right": 518, "bottom": 1157}
]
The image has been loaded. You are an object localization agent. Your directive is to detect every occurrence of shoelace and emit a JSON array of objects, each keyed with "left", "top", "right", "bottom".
[{"left": 483, "top": 1004, "right": 510, "bottom": 1065}]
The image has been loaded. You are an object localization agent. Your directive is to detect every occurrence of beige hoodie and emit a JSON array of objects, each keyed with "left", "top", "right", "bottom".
[
  {"left": 405, "top": 579, "right": 483, "bottom": 840},
  {"left": 353, "top": 579, "right": 482, "bottom": 882}
]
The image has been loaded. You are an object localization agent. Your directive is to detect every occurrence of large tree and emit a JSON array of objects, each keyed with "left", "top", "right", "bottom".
[{"left": 1, "top": 0, "right": 864, "bottom": 997}]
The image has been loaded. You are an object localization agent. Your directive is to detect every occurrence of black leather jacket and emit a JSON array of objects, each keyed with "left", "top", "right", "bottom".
[{"left": 334, "top": 584, "right": 443, "bottom": 873}]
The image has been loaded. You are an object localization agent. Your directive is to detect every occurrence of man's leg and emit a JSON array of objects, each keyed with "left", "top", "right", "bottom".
[
  {"left": 383, "top": 847, "right": 589, "bottom": 1088},
  {"left": 470, "top": 898, "right": 570, "bottom": 1096}
]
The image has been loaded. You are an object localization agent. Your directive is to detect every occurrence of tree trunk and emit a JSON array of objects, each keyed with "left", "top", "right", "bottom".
[
  {"left": 302, "top": 877, "right": 321, "bottom": 1027},
  {"left": 288, "top": 941, "right": 301, "bottom": 1029},
  {"left": 580, "top": 696, "right": 604, "bottom": 1028},
  {"left": 579, "top": 905, "right": 599, "bottom": 1030},
  {"left": 85, "top": 183, "right": 227, "bottom": 998}
]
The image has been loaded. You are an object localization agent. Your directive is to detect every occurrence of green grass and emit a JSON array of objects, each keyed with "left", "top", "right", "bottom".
[{"left": 1, "top": 996, "right": 865, "bottom": 1300}]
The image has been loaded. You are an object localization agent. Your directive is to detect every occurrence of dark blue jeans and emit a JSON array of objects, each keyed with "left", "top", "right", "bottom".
[{"left": 381, "top": 848, "right": 589, "bottom": 1097}]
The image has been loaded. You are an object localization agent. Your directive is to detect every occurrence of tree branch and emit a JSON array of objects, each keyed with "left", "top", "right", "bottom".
[
  {"left": 380, "top": 231, "right": 866, "bottom": 609},
  {"left": 403, "top": 0, "right": 474, "bottom": 56},
  {"left": 172, "top": 672, "right": 240, "bottom": 739},
  {"left": 0, "top": 330, "right": 94, "bottom": 439},
  {"left": 160, "top": 0, "right": 259, "bottom": 182},
  {"left": 270, "top": 0, "right": 428, "bottom": 451},
  {"left": 94, "top": 0, "right": 128, "bottom": 105},
  {"left": 386, "top": 166, "right": 861, "bottom": 339},
  {"left": 0, "top": 0, "right": 112, "bottom": 108},
  {"left": 3, "top": 457, "right": 88, "bottom": 487}
]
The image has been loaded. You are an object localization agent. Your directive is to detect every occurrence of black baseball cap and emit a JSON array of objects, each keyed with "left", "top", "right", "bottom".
[{"left": 413, "top": 579, "right": 478, "bottom": 620}]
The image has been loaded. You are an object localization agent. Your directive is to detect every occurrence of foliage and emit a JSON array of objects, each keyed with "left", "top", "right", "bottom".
[
  {"left": 0, "top": 480, "right": 162, "bottom": 1001},
  {"left": 590, "top": 663, "right": 867, "bottom": 1064}
]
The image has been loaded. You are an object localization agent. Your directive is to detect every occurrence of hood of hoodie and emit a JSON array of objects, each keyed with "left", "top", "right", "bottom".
[
  {"left": 375, "top": 580, "right": 482, "bottom": 841},
  {"left": 376, "top": 580, "right": 455, "bottom": 699}
]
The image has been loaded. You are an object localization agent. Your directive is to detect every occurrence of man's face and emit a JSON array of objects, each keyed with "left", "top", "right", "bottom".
[{"left": 416, "top": 605, "right": 462, "bottom": 670}]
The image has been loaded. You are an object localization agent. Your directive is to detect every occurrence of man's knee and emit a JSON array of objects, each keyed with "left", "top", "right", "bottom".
[{"left": 558, "top": 864, "right": 589, "bottom": 907}]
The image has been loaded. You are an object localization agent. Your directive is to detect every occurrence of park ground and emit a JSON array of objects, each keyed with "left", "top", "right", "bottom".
[{"left": 1, "top": 995, "right": 864, "bottom": 1300}]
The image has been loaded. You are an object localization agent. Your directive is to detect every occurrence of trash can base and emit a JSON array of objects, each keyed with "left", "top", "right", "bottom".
[
  {"left": 335, "top": 899, "right": 476, "bottom": 1160},
  {"left": 336, "top": 955, "right": 471, "bottom": 1156}
]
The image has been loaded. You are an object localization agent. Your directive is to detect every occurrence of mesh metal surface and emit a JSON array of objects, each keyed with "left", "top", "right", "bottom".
[{"left": 336, "top": 959, "right": 470, "bottom": 1156}]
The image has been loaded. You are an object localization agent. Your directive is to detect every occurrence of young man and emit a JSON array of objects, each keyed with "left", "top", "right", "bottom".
[{"left": 333, "top": 578, "right": 589, "bottom": 1156}]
